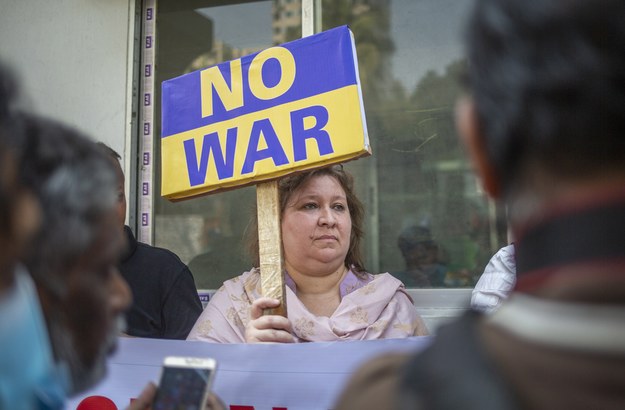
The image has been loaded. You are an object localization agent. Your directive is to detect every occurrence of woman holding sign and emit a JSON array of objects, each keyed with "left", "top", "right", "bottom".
[{"left": 187, "top": 165, "right": 428, "bottom": 343}]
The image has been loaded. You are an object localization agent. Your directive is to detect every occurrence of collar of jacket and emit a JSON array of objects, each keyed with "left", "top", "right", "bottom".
[{"left": 120, "top": 225, "right": 138, "bottom": 263}]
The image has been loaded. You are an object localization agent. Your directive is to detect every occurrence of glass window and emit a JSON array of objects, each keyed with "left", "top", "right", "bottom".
[{"left": 151, "top": 0, "right": 506, "bottom": 291}]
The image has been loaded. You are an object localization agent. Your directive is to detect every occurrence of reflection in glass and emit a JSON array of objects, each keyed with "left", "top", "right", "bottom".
[{"left": 321, "top": 0, "right": 505, "bottom": 287}]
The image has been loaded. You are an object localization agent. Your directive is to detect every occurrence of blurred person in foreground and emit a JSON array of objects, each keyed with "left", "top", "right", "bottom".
[
  {"left": 335, "top": 0, "right": 625, "bottom": 408},
  {"left": 16, "top": 112, "right": 158, "bottom": 408},
  {"left": 98, "top": 143, "right": 203, "bottom": 340},
  {"left": 188, "top": 165, "right": 428, "bottom": 343},
  {"left": 0, "top": 64, "right": 62, "bottom": 409}
]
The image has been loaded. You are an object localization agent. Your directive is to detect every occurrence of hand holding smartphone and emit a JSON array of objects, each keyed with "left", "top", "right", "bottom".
[{"left": 152, "top": 356, "right": 217, "bottom": 410}]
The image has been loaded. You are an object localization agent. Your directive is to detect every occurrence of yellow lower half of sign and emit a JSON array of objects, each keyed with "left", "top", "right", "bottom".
[{"left": 161, "top": 85, "right": 370, "bottom": 200}]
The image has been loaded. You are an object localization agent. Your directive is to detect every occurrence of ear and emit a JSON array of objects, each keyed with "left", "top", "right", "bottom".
[
  {"left": 11, "top": 190, "right": 41, "bottom": 254},
  {"left": 455, "top": 96, "right": 502, "bottom": 199}
]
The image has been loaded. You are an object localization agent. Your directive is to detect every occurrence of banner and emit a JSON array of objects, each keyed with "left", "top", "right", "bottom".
[
  {"left": 68, "top": 336, "right": 430, "bottom": 410},
  {"left": 161, "top": 25, "right": 370, "bottom": 200}
]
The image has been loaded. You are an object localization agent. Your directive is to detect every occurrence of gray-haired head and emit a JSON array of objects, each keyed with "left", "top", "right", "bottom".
[
  {"left": 18, "top": 115, "right": 118, "bottom": 293},
  {"left": 17, "top": 113, "right": 130, "bottom": 394}
]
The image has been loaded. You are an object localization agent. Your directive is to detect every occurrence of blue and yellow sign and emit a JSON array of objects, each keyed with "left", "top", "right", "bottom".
[{"left": 161, "top": 25, "right": 370, "bottom": 200}]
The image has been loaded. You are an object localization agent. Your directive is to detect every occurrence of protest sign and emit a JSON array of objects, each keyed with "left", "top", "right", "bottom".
[
  {"left": 68, "top": 336, "right": 429, "bottom": 410},
  {"left": 161, "top": 25, "right": 369, "bottom": 200}
]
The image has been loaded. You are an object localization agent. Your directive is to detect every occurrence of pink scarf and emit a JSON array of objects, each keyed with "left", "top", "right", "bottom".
[{"left": 188, "top": 269, "right": 428, "bottom": 343}]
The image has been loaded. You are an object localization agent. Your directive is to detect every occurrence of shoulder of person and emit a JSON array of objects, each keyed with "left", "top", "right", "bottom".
[
  {"left": 334, "top": 353, "right": 410, "bottom": 410},
  {"left": 372, "top": 271, "right": 409, "bottom": 289},
  {"left": 135, "top": 241, "right": 187, "bottom": 267},
  {"left": 218, "top": 268, "right": 260, "bottom": 296}
]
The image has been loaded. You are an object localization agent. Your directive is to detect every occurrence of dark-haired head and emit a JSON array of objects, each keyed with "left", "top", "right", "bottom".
[
  {"left": 0, "top": 62, "right": 40, "bottom": 288},
  {"left": 463, "top": 0, "right": 625, "bottom": 204},
  {"left": 96, "top": 141, "right": 127, "bottom": 230},
  {"left": 0, "top": 63, "right": 18, "bottom": 242}
]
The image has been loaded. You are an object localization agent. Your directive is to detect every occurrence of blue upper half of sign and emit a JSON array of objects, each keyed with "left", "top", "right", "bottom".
[{"left": 161, "top": 25, "right": 358, "bottom": 138}]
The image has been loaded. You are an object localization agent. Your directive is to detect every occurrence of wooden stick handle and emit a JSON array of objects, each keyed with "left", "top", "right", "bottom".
[{"left": 256, "top": 180, "right": 287, "bottom": 317}]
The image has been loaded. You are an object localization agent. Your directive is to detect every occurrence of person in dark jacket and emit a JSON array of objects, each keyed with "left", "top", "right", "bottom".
[
  {"left": 335, "top": 0, "right": 625, "bottom": 408},
  {"left": 98, "top": 143, "right": 203, "bottom": 340}
]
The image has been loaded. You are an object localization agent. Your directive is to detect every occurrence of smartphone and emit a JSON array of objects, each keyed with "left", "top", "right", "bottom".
[{"left": 152, "top": 356, "right": 217, "bottom": 410}]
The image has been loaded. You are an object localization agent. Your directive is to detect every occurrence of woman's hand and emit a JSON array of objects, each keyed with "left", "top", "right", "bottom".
[
  {"left": 205, "top": 392, "right": 227, "bottom": 410},
  {"left": 124, "top": 383, "right": 226, "bottom": 410},
  {"left": 125, "top": 382, "right": 157, "bottom": 410},
  {"left": 245, "top": 297, "right": 295, "bottom": 343}
]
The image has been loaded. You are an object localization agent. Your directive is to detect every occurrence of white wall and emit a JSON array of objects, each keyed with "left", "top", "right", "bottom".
[{"left": 0, "top": 0, "right": 136, "bottom": 164}]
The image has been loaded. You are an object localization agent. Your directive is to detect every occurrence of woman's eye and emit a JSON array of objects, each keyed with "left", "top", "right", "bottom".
[
  {"left": 303, "top": 202, "right": 318, "bottom": 210},
  {"left": 333, "top": 203, "right": 346, "bottom": 211}
]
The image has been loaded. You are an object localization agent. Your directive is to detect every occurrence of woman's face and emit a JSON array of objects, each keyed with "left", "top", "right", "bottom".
[{"left": 281, "top": 174, "right": 352, "bottom": 276}]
